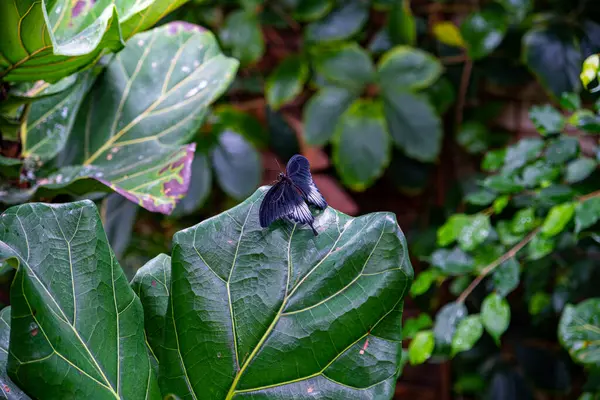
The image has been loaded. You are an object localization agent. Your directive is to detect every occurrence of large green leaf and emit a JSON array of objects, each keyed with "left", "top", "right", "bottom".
[
  {"left": 131, "top": 254, "right": 171, "bottom": 367},
  {"left": 0, "top": 0, "right": 187, "bottom": 82},
  {"left": 0, "top": 307, "right": 30, "bottom": 399},
  {"left": 46, "top": 23, "right": 238, "bottom": 214},
  {"left": 559, "top": 298, "right": 600, "bottom": 366},
  {"left": 377, "top": 46, "right": 442, "bottom": 91},
  {"left": 266, "top": 55, "right": 309, "bottom": 110},
  {"left": 0, "top": 201, "right": 160, "bottom": 399},
  {"left": 21, "top": 72, "right": 95, "bottom": 164},
  {"left": 332, "top": 99, "right": 391, "bottom": 191},
  {"left": 312, "top": 43, "right": 375, "bottom": 92},
  {"left": 523, "top": 27, "right": 582, "bottom": 98},
  {"left": 382, "top": 90, "right": 442, "bottom": 162},
  {"left": 303, "top": 87, "right": 356, "bottom": 146},
  {"left": 159, "top": 187, "right": 413, "bottom": 398}
]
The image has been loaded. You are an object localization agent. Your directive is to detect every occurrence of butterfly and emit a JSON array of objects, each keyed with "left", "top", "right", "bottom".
[{"left": 259, "top": 154, "right": 327, "bottom": 235}]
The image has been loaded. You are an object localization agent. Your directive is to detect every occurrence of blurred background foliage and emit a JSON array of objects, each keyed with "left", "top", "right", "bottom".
[{"left": 2, "top": 0, "right": 600, "bottom": 398}]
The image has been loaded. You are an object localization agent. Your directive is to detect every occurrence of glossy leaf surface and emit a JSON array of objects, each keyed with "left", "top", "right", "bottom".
[
  {"left": 51, "top": 23, "right": 238, "bottom": 214},
  {"left": 0, "top": 201, "right": 160, "bottom": 399},
  {"left": 0, "top": 0, "right": 187, "bottom": 82},
  {"left": 559, "top": 298, "right": 600, "bottom": 365},
  {"left": 160, "top": 187, "right": 413, "bottom": 399},
  {"left": 0, "top": 307, "right": 30, "bottom": 399}
]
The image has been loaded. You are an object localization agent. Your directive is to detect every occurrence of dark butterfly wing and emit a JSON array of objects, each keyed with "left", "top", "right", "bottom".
[
  {"left": 259, "top": 180, "right": 314, "bottom": 228},
  {"left": 285, "top": 154, "right": 328, "bottom": 210}
]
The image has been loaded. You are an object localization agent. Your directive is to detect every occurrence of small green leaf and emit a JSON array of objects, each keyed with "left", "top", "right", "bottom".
[
  {"left": 388, "top": 0, "right": 416, "bottom": 45},
  {"left": 312, "top": 43, "right": 375, "bottom": 91},
  {"left": 383, "top": 91, "right": 442, "bottom": 162},
  {"left": 498, "top": 220, "right": 524, "bottom": 246},
  {"left": 529, "top": 291, "right": 551, "bottom": 315},
  {"left": 575, "top": 197, "right": 600, "bottom": 232},
  {"left": 493, "top": 258, "right": 520, "bottom": 297},
  {"left": 523, "top": 27, "right": 582, "bottom": 99},
  {"left": 266, "top": 55, "right": 309, "bottom": 110},
  {"left": 294, "top": 0, "right": 333, "bottom": 22},
  {"left": 438, "top": 214, "right": 471, "bottom": 246},
  {"left": 529, "top": 105, "right": 565, "bottom": 135},
  {"left": 304, "top": 2, "right": 368, "bottom": 43},
  {"left": 522, "top": 161, "right": 560, "bottom": 188},
  {"left": 332, "top": 100, "right": 391, "bottom": 191},
  {"left": 527, "top": 235, "right": 555, "bottom": 260},
  {"left": 458, "top": 214, "right": 491, "bottom": 251},
  {"left": 211, "top": 131, "right": 261, "bottom": 200},
  {"left": 546, "top": 137, "right": 579, "bottom": 165},
  {"left": 559, "top": 299, "right": 600, "bottom": 365},
  {"left": 560, "top": 93, "right": 581, "bottom": 111},
  {"left": 432, "top": 22, "right": 466, "bottom": 48},
  {"left": 503, "top": 138, "right": 544, "bottom": 173},
  {"left": 484, "top": 174, "right": 524, "bottom": 194},
  {"left": 512, "top": 208, "right": 538, "bottom": 234},
  {"left": 457, "top": 121, "right": 491, "bottom": 154},
  {"left": 466, "top": 189, "right": 497, "bottom": 206},
  {"left": 493, "top": 195, "right": 510, "bottom": 214},
  {"left": 460, "top": 7, "right": 508, "bottom": 60},
  {"left": 481, "top": 293, "right": 510, "bottom": 344},
  {"left": 402, "top": 314, "right": 434, "bottom": 339},
  {"left": 431, "top": 247, "right": 474, "bottom": 276},
  {"left": 482, "top": 149, "right": 506, "bottom": 172},
  {"left": 449, "top": 276, "right": 471, "bottom": 296},
  {"left": 377, "top": 46, "right": 443, "bottom": 91},
  {"left": 434, "top": 302, "right": 468, "bottom": 352},
  {"left": 580, "top": 54, "right": 600, "bottom": 89},
  {"left": 220, "top": 10, "right": 264, "bottom": 65},
  {"left": 303, "top": 87, "right": 356, "bottom": 146},
  {"left": 565, "top": 158, "right": 597, "bottom": 183},
  {"left": 411, "top": 269, "right": 439, "bottom": 297},
  {"left": 451, "top": 315, "right": 484, "bottom": 356},
  {"left": 541, "top": 202, "right": 576, "bottom": 237},
  {"left": 408, "top": 331, "right": 435, "bottom": 365}
]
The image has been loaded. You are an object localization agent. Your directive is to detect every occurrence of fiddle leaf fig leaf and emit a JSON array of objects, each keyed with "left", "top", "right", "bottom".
[
  {"left": 160, "top": 187, "right": 413, "bottom": 398},
  {"left": 130, "top": 254, "right": 171, "bottom": 366},
  {"left": 0, "top": 201, "right": 160, "bottom": 399},
  {"left": 559, "top": 299, "right": 600, "bottom": 366},
  {"left": 44, "top": 23, "right": 238, "bottom": 214},
  {"left": 0, "top": 307, "right": 30, "bottom": 399},
  {"left": 22, "top": 72, "right": 95, "bottom": 164},
  {"left": 0, "top": 0, "right": 187, "bottom": 82}
]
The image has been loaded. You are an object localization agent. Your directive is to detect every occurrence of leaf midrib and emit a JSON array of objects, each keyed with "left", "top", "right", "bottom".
[{"left": 224, "top": 211, "right": 356, "bottom": 399}]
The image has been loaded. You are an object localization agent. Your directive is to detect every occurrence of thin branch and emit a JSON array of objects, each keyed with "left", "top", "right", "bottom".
[
  {"left": 455, "top": 59, "right": 473, "bottom": 129},
  {"left": 457, "top": 228, "right": 540, "bottom": 303},
  {"left": 456, "top": 189, "right": 600, "bottom": 303}
]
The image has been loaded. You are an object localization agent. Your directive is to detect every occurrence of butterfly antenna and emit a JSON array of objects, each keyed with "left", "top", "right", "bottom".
[{"left": 274, "top": 157, "right": 282, "bottom": 173}]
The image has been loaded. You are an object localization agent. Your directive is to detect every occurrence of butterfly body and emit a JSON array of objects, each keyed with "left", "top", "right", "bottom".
[{"left": 259, "top": 155, "right": 327, "bottom": 235}]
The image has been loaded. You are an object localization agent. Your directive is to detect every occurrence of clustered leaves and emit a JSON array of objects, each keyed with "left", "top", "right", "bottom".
[
  {"left": 407, "top": 87, "right": 600, "bottom": 397},
  {"left": 0, "top": 1, "right": 240, "bottom": 215}
]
